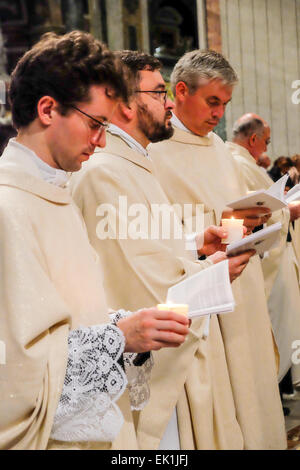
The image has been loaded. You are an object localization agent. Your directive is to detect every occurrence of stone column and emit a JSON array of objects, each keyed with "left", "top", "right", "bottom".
[
  {"left": 29, "top": 0, "right": 65, "bottom": 44},
  {"left": 205, "top": 0, "right": 222, "bottom": 52},
  {"left": 0, "top": 27, "right": 8, "bottom": 80},
  {"left": 48, "top": 0, "right": 64, "bottom": 27},
  {"left": 140, "top": 0, "right": 150, "bottom": 52},
  {"left": 105, "top": 0, "right": 124, "bottom": 50},
  {"left": 0, "top": 27, "right": 8, "bottom": 113},
  {"left": 61, "top": 0, "right": 85, "bottom": 32},
  {"left": 88, "top": 0, "right": 103, "bottom": 40},
  {"left": 196, "top": 0, "right": 208, "bottom": 49}
]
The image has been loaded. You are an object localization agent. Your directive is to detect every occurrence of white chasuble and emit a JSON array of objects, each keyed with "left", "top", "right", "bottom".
[
  {"left": 149, "top": 128, "right": 286, "bottom": 450},
  {"left": 226, "top": 141, "right": 300, "bottom": 384},
  {"left": 70, "top": 132, "right": 244, "bottom": 450},
  {"left": 0, "top": 143, "right": 137, "bottom": 450}
]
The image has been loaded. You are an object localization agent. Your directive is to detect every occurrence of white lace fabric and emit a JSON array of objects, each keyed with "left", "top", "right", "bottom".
[
  {"left": 110, "top": 310, "right": 153, "bottom": 411},
  {"left": 51, "top": 310, "right": 153, "bottom": 443},
  {"left": 123, "top": 351, "right": 153, "bottom": 410},
  {"left": 50, "top": 324, "right": 126, "bottom": 442}
]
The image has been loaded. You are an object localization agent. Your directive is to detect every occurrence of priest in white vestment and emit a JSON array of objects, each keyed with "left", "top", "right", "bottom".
[
  {"left": 149, "top": 50, "right": 286, "bottom": 449},
  {"left": 70, "top": 51, "right": 255, "bottom": 450},
  {"left": 226, "top": 112, "right": 300, "bottom": 384},
  {"left": 0, "top": 32, "right": 190, "bottom": 450}
]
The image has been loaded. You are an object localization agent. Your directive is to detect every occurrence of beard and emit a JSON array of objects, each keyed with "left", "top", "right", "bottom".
[{"left": 137, "top": 103, "right": 174, "bottom": 143}]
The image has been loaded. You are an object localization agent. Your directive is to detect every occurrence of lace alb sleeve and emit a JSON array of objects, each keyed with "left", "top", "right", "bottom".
[
  {"left": 50, "top": 324, "right": 127, "bottom": 443},
  {"left": 110, "top": 310, "right": 154, "bottom": 411}
]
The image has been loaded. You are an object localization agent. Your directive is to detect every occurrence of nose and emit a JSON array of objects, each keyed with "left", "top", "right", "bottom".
[
  {"left": 165, "top": 97, "right": 175, "bottom": 110},
  {"left": 212, "top": 106, "right": 224, "bottom": 120},
  {"left": 90, "top": 128, "right": 106, "bottom": 148}
]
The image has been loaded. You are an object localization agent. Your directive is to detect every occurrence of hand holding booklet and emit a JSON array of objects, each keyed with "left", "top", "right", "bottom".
[
  {"left": 226, "top": 222, "right": 282, "bottom": 257},
  {"left": 166, "top": 260, "right": 235, "bottom": 319}
]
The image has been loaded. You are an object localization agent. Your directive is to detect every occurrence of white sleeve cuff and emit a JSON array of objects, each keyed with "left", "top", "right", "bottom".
[
  {"left": 185, "top": 232, "right": 199, "bottom": 260},
  {"left": 50, "top": 324, "right": 127, "bottom": 442}
]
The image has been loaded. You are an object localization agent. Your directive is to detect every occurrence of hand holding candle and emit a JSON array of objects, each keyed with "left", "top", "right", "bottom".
[
  {"left": 221, "top": 217, "right": 244, "bottom": 244},
  {"left": 222, "top": 208, "right": 271, "bottom": 233},
  {"left": 117, "top": 306, "right": 190, "bottom": 352}
]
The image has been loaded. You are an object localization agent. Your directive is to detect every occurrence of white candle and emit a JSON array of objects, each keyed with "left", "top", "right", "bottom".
[
  {"left": 221, "top": 217, "right": 244, "bottom": 244},
  {"left": 157, "top": 303, "right": 189, "bottom": 316}
]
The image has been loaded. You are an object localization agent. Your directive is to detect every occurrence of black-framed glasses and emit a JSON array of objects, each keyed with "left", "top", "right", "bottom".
[
  {"left": 135, "top": 90, "right": 168, "bottom": 105},
  {"left": 70, "top": 104, "right": 109, "bottom": 132}
]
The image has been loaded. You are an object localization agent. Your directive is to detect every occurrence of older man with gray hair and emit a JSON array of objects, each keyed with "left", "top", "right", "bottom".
[
  {"left": 231, "top": 113, "right": 269, "bottom": 162},
  {"left": 150, "top": 50, "right": 286, "bottom": 449},
  {"left": 227, "top": 113, "right": 271, "bottom": 188},
  {"left": 226, "top": 113, "right": 300, "bottom": 393}
]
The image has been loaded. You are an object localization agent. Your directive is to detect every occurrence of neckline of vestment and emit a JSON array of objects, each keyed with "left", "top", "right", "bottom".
[
  {"left": 93, "top": 132, "right": 155, "bottom": 174},
  {"left": 169, "top": 127, "right": 214, "bottom": 147},
  {"left": 0, "top": 139, "right": 72, "bottom": 204}
]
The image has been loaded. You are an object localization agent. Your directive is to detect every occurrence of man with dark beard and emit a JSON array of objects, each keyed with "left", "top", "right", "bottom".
[{"left": 69, "top": 51, "right": 254, "bottom": 450}]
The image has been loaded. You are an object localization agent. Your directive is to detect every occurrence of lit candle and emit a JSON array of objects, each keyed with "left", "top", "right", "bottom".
[
  {"left": 157, "top": 303, "right": 189, "bottom": 316},
  {"left": 221, "top": 217, "right": 244, "bottom": 244}
]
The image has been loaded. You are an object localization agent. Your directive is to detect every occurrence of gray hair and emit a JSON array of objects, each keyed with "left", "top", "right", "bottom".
[
  {"left": 170, "top": 50, "right": 238, "bottom": 95},
  {"left": 233, "top": 117, "right": 265, "bottom": 139}
]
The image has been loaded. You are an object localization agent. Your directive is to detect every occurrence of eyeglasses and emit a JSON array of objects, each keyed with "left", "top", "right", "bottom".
[
  {"left": 70, "top": 104, "right": 109, "bottom": 133},
  {"left": 135, "top": 90, "right": 168, "bottom": 105}
]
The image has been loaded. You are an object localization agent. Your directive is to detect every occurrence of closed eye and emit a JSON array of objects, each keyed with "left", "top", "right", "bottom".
[{"left": 207, "top": 99, "right": 220, "bottom": 107}]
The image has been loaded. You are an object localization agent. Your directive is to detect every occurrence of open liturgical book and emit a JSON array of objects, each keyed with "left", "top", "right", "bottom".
[
  {"left": 226, "top": 222, "right": 282, "bottom": 257},
  {"left": 285, "top": 183, "right": 300, "bottom": 204},
  {"left": 226, "top": 174, "right": 293, "bottom": 212},
  {"left": 166, "top": 260, "right": 235, "bottom": 319}
]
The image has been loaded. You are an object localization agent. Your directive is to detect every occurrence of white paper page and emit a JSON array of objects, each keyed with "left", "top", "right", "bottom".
[
  {"left": 286, "top": 191, "right": 300, "bottom": 204},
  {"left": 227, "top": 174, "right": 289, "bottom": 212},
  {"left": 226, "top": 222, "right": 282, "bottom": 256},
  {"left": 285, "top": 184, "right": 300, "bottom": 203},
  {"left": 266, "top": 173, "right": 289, "bottom": 200},
  {"left": 285, "top": 183, "right": 300, "bottom": 198},
  {"left": 167, "top": 260, "right": 235, "bottom": 318},
  {"left": 227, "top": 191, "right": 287, "bottom": 212}
]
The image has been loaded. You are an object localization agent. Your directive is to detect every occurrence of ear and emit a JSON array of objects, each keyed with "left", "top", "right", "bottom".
[
  {"left": 175, "top": 81, "right": 189, "bottom": 101},
  {"left": 37, "top": 96, "right": 57, "bottom": 126},
  {"left": 249, "top": 133, "right": 257, "bottom": 148},
  {"left": 118, "top": 100, "right": 135, "bottom": 122}
]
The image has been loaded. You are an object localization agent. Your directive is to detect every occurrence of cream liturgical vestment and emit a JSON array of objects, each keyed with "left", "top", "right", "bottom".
[
  {"left": 290, "top": 219, "right": 300, "bottom": 386},
  {"left": 291, "top": 220, "right": 300, "bottom": 290},
  {"left": 150, "top": 127, "right": 286, "bottom": 450},
  {"left": 226, "top": 141, "right": 300, "bottom": 383},
  {"left": 70, "top": 131, "right": 244, "bottom": 450},
  {"left": 0, "top": 142, "right": 138, "bottom": 450}
]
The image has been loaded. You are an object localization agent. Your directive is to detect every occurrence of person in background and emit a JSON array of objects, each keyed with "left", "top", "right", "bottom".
[
  {"left": 257, "top": 152, "right": 271, "bottom": 171},
  {"left": 226, "top": 113, "right": 300, "bottom": 414},
  {"left": 269, "top": 156, "right": 299, "bottom": 188}
]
